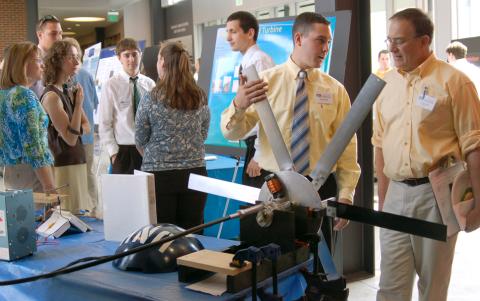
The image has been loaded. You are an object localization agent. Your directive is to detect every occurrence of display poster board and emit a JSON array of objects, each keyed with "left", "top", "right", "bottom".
[
  {"left": 82, "top": 42, "right": 102, "bottom": 79},
  {"left": 198, "top": 14, "right": 347, "bottom": 156}
]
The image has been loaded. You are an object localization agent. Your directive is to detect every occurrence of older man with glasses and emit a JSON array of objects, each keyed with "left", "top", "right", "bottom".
[
  {"left": 31, "top": 15, "right": 63, "bottom": 98},
  {"left": 373, "top": 8, "right": 480, "bottom": 301}
]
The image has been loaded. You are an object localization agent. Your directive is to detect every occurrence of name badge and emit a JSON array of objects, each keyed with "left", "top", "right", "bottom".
[
  {"left": 416, "top": 94, "right": 436, "bottom": 111},
  {"left": 315, "top": 91, "right": 333, "bottom": 104},
  {"left": 119, "top": 100, "right": 130, "bottom": 110}
]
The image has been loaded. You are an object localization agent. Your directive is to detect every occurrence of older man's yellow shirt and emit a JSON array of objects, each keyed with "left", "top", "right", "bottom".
[
  {"left": 372, "top": 53, "right": 480, "bottom": 181},
  {"left": 221, "top": 57, "right": 360, "bottom": 201}
]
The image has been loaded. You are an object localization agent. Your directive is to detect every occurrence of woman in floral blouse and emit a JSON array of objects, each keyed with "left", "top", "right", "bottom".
[
  {"left": 135, "top": 42, "right": 210, "bottom": 230},
  {"left": 0, "top": 42, "right": 55, "bottom": 192}
]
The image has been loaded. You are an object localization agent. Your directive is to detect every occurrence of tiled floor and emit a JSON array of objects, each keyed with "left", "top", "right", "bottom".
[
  {"left": 348, "top": 229, "right": 480, "bottom": 301},
  {"left": 348, "top": 230, "right": 480, "bottom": 301},
  {"left": 347, "top": 194, "right": 480, "bottom": 301}
]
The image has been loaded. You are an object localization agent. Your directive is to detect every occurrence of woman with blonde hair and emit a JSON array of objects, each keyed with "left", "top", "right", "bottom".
[
  {"left": 41, "top": 39, "right": 93, "bottom": 214},
  {"left": 0, "top": 42, "right": 55, "bottom": 192},
  {"left": 135, "top": 42, "right": 210, "bottom": 229}
]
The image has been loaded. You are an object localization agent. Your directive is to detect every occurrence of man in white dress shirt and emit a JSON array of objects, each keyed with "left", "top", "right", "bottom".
[
  {"left": 98, "top": 38, "right": 155, "bottom": 174},
  {"left": 226, "top": 11, "right": 275, "bottom": 188},
  {"left": 446, "top": 41, "right": 480, "bottom": 92}
]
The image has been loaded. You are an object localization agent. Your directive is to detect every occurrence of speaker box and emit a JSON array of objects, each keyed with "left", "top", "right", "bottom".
[{"left": 0, "top": 190, "right": 36, "bottom": 261}]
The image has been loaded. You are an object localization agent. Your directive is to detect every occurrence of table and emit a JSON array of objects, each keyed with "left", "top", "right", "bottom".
[
  {"left": 205, "top": 155, "right": 245, "bottom": 239},
  {"left": 0, "top": 218, "right": 308, "bottom": 301}
]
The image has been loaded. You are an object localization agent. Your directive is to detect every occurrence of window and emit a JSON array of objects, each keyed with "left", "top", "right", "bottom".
[{"left": 455, "top": 0, "right": 480, "bottom": 38}]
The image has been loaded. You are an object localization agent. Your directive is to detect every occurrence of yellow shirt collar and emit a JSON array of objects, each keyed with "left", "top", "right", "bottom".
[
  {"left": 286, "top": 56, "right": 317, "bottom": 81},
  {"left": 397, "top": 52, "right": 436, "bottom": 79}
]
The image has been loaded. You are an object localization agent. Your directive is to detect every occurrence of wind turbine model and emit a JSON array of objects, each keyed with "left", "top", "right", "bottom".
[
  {"left": 0, "top": 66, "right": 447, "bottom": 294},
  {"left": 189, "top": 65, "right": 447, "bottom": 242}
]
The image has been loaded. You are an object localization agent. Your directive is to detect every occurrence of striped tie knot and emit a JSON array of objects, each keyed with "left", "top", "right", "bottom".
[{"left": 298, "top": 70, "right": 307, "bottom": 80}]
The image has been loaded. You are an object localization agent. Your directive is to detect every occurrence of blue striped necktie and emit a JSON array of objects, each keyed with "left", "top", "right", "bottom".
[{"left": 291, "top": 70, "right": 309, "bottom": 174}]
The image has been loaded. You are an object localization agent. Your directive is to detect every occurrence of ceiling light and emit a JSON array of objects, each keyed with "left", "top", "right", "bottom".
[
  {"left": 64, "top": 17, "right": 105, "bottom": 22},
  {"left": 62, "top": 31, "right": 76, "bottom": 36}
]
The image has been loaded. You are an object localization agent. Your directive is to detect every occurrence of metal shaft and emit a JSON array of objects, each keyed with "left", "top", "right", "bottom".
[{"left": 310, "top": 74, "right": 386, "bottom": 190}]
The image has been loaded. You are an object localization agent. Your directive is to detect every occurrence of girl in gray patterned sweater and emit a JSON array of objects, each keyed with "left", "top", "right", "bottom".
[{"left": 135, "top": 42, "right": 210, "bottom": 230}]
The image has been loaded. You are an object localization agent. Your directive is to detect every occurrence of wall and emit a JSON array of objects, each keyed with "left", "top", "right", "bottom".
[
  {"left": 0, "top": 0, "right": 28, "bottom": 60},
  {"left": 192, "top": 0, "right": 293, "bottom": 24},
  {"left": 124, "top": 0, "right": 152, "bottom": 46},
  {"left": 76, "top": 18, "right": 124, "bottom": 49},
  {"left": 104, "top": 19, "right": 125, "bottom": 47},
  {"left": 105, "top": 19, "right": 124, "bottom": 40},
  {"left": 165, "top": 0, "right": 193, "bottom": 39},
  {"left": 76, "top": 31, "right": 97, "bottom": 48}
]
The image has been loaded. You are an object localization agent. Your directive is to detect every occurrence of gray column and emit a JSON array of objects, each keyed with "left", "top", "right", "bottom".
[{"left": 26, "top": 0, "right": 38, "bottom": 43}]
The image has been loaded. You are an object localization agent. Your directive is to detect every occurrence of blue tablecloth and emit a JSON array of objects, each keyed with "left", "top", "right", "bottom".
[
  {"left": 0, "top": 218, "right": 307, "bottom": 301},
  {"left": 205, "top": 156, "right": 245, "bottom": 239}
]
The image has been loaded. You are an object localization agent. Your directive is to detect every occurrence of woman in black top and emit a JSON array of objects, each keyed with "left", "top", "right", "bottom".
[{"left": 41, "top": 39, "right": 92, "bottom": 214}]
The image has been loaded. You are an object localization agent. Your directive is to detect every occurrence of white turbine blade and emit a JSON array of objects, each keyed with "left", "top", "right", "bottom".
[
  {"left": 188, "top": 174, "right": 260, "bottom": 204},
  {"left": 309, "top": 74, "right": 386, "bottom": 191},
  {"left": 243, "top": 65, "right": 294, "bottom": 172}
]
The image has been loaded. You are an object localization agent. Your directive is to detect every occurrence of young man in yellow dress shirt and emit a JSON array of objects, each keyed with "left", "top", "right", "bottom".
[
  {"left": 373, "top": 8, "right": 480, "bottom": 301},
  {"left": 221, "top": 12, "right": 360, "bottom": 238}
]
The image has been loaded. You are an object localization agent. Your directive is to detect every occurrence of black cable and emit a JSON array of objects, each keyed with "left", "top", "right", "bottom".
[
  {"left": 54, "top": 256, "right": 110, "bottom": 272},
  {"left": 0, "top": 214, "right": 233, "bottom": 286}
]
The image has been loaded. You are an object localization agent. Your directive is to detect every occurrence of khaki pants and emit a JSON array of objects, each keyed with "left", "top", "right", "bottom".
[
  {"left": 54, "top": 164, "right": 94, "bottom": 214},
  {"left": 83, "top": 144, "right": 98, "bottom": 212},
  {"left": 377, "top": 181, "right": 457, "bottom": 301},
  {"left": 3, "top": 164, "right": 43, "bottom": 192}
]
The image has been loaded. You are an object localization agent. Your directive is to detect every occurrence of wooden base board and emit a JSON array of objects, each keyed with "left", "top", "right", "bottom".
[{"left": 177, "top": 249, "right": 252, "bottom": 276}]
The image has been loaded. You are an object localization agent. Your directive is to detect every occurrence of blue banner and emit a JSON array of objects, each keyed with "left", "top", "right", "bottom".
[{"left": 206, "top": 17, "right": 336, "bottom": 148}]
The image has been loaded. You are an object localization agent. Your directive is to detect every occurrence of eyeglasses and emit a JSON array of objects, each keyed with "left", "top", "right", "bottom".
[
  {"left": 38, "top": 15, "right": 59, "bottom": 27},
  {"left": 384, "top": 35, "right": 422, "bottom": 47}
]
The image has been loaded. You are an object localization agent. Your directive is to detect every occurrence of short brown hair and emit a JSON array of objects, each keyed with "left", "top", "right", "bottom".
[
  {"left": 43, "top": 39, "right": 77, "bottom": 86},
  {"left": 36, "top": 15, "right": 60, "bottom": 32},
  {"left": 0, "top": 42, "right": 38, "bottom": 89},
  {"left": 152, "top": 42, "right": 206, "bottom": 110},
  {"left": 293, "top": 12, "right": 330, "bottom": 41},
  {"left": 390, "top": 8, "right": 434, "bottom": 44},
  {"left": 115, "top": 38, "right": 140, "bottom": 56},
  {"left": 378, "top": 49, "right": 389, "bottom": 59},
  {"left": 227, "top": 11, "right": 259, "bottom": 41},
  {"left": 446, "top": 41, "right": 467, "bottom": 59}
]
